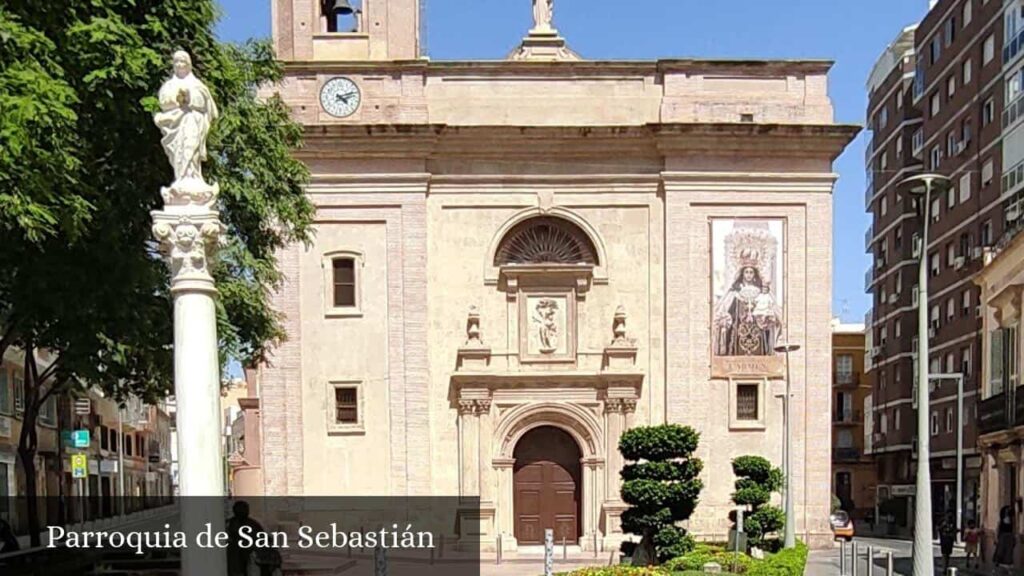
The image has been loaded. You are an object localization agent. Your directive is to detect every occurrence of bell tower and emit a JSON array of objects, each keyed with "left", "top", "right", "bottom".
[{"left": 273, "top": 0, "right": 421, "bottom": 61}]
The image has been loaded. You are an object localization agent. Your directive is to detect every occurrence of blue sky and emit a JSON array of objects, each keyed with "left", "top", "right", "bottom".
[{"left": 216, "top": 0, "right": 931, "bottom": 324}]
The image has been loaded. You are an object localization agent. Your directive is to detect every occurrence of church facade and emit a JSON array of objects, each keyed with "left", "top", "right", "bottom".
[{"left": 252, "top": 0, "right": 858, "bottom": 550}]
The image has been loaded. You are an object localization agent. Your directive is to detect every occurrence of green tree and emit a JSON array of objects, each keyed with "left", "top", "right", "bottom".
[
  {"left": 0, "top": 1, "right": 312, "bottom": 545},
  {"left": 731, "top": 455, "right": 785, "bottom": 551},
  {"left": 619, "top": 424, "right": 703, "bottom": 565}
]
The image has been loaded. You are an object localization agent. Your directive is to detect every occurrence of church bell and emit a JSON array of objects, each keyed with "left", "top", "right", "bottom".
[{"left": 324, "top": 0, "right": 356, "bottom": 17}]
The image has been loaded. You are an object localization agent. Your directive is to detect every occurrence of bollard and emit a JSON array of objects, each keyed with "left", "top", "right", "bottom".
[
  {"left": 840, "top": 540, "right": 847, "bottom": 576},
  {"left": 544, "top": 529, "right": 554, "bottom": 576},
  {"left": 563, "top": 536, "right": 568, "bottom": 560},
  {"left": 496, "top": 534, "right": 502, "bottom": 565},
  {"left": 866, "top": 545, "right": 873, "bottom": 576},
  {"left": 374, "top": 544, "right": 387, "bottom": 576},
  {"left": 885, "top": 551, "right": 893, "bottom": 576},
  {"left": 851, "top": 541, "right": 858, "bottom": 576}
]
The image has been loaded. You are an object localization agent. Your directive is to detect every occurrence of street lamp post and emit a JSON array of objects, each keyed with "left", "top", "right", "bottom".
[
  {"left": 898, "top": 173, "right": 952, "bottom": 576},
  {"left": 774, "top": 341, "right": 800, "bottom": 549}
]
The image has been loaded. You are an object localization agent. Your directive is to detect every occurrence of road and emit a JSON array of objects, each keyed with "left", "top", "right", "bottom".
[{"left": 807, "top": 536, "right": 987, "bottom": 576}]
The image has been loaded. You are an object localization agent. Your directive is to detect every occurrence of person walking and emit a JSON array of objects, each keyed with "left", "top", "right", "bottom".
[
  {"left": 938, "top": 512, "right": 956, "bottom": 573},
  {"left": 964, "top": 519, "right": 980, "bottom": 569},
  {"left": 994, "top": 504, "right": 1016, "bottom": 574}
]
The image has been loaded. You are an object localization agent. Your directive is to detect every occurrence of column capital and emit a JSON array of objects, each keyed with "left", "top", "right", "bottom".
[
  {"left": 458, "top": 398, "right": 491, "bottom": 415},
  {"left": 152, "top": 207, "right": 224, "bottom": 293}
]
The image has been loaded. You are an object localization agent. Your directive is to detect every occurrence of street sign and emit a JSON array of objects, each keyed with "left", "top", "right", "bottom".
[
  {"left": 73, "top": 398, "right": 91, "bottom": 416},
  {"left": 71, "top": 454, "right": 87, "bottom": 479},
  {"left": 72, "top": 429, "right": 90, "bottom": 448}
]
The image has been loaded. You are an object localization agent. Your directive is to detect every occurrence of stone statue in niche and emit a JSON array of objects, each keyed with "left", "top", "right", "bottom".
[{"left": 533, "top": 298, "right": 560, "bottom": 353}]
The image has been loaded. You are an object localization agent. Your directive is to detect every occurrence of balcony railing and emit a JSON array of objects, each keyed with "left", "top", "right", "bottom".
[
  {"left": 865, "top": 268, "right": 873, "bottom": 293},
  {"left": 979, "top": 393, "right": 1008, "bottom": 436},
  {"left": 865, "top": 225, "right": 874, "bottom": 252},
  {"left": 1004, "top": 92, "right": 1024, "bottom": 132},
  {"left": 834, "top": 372, "right": 860, "bottom": 387},
  {"left": 1002, "top": 159, "right": 1024, "bottom": 198},
  {"left": 1005, "top": 29, "right": 1024, "bottom": 67},
  {"left": 833, "top": 447, "right": 860, "bottom": 462},
  {"left": 834, "top": 409, "right": 863, "bottom": 424}
]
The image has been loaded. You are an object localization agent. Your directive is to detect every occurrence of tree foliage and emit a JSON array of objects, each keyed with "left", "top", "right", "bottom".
[
  {"left": 619, "top": 425, "right": 703, "bottom": 565},
  {"left": 0, "top": 0, "right": 312, "bottom": 544},
  {"left": 731, "top": 455, "right": 785, "bottom": 550}
]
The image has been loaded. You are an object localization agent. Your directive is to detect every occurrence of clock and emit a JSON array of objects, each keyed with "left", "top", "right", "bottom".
[{"left": 320, "top": 77, "right": 361, "bottom": 118}]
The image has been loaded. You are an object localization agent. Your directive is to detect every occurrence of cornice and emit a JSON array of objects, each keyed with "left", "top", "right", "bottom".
[{"left": 297, "top": 123, "right": 861, "bottom": 161}]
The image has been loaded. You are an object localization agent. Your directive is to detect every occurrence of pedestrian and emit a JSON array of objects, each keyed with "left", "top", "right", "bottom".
[
  {"left": 964, "top": 519, "right": 980, "bottom": 568},
  {"left": 994, "top": 504, "right": 1015, "bottom": 574},
  {"left": 227, "top": 501, "right": 264, "bottom": 576},
  {"left": 938, "top": 512, "right": 956, "bottom": 572},
  {"left": 0, "top": 519, "right": 19, "bottom": 554}
]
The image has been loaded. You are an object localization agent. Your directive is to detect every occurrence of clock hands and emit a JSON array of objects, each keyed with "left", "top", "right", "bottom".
[{"left": 335, "top": 91, "right": 357, "bottom": 103}]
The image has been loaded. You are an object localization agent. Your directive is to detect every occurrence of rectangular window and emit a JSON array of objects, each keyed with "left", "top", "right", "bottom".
[
  {"left": 963, "top": 58, "right": 972, "bottom": 85},
  {"left": 982, "top": 220, "right": 993, "bottom": 246},
  {"left": 100, "top": 425, "right": 109, "bottom": 450},
  {"left": 991, "top": 328, "right": 1005, "bottom": 395},
  {"left": 931, "top": 92, "right": 941, "bottom": 117},
  {"left": 110, "top": 429, "right": 118, "bottom": 453},
  {"left": 125, "top": 434, "right": 133, "bottom": 457},
  {"left": 879, "top": 106, "right": 889, "bottom": 129},
  {"left": 931, "top": 197, "right": 941, "bottom": 221},
  {"left": 897, "top": 88, "right": 904, "bottom": 110},
  {"left": 930, "top": 253, "right": 940, "bottom": 276},
  {"left": 983, "top": 98, "right": 995, "bottom": 125},
  {"left": 960, "top": 173, "right": 971, "bottom": 202},
  {"left": 0, "top": 462, "right": 8, "bottom": 499},
  {"left": 946, "top": 407, "right": 954, "bottom": 432},
  {"left": 963, "top": 290, "right": 971, "bottom": 315},
  {"left": 931, "top": 146, "right": 942, "bottom": 170},
  {"left": 0, "top": 369, "right": 9, "bottom": 415},
  {"left": 983, "top": 159, "right": 994, "bottom": 186},
  {"left": 12, "top": 373, "right": 23, "bottom": 413},
  {"left": 912, "top": 129, "right": 924, "bottom": 156},
  {"left": 947, "top": 185, "right": 956, "bottom": 208},
  {"left": 962, "top": 346, "right": 972, "bottom": 375},
  {"left": 931, "top": 305, "right": 940, "bottom": 328},
  {"left": 836, "top": 355, "right": 854, "bottom": 384},
  {"left": 931, "top": 37, "right": 942, "bottom": 65},
  {"left": 944, "top": 18, "right": 955, "bottom": 46},
  {"left": 963, "top": 1, "right": 972, "bottom": 27},
  {"left": 896, "top": 136, "right": 903, "bottom": 158},
  {"left": 984, "top": 34, "right": 995, "bottom": 65},
  {"left": 39, "top": 396, "right": 56, "bottom": 426},
  {"left": 931, "top": 411, "right": 940, "bottom": 436},
  {"left": 332, "top": 258, "right": 356, "bottom": 308},
  {"left": 948, "top": 75, "right": 956, "bottom": 98},
  {"left": 335, "top": 386, "right": 358, "bottom": 424},
  {"left": 895, "top": 408, "right": 902, "bottom": 431},
  {"left": 736, "top": 384, "right": 760, "bottom": 421},
  {"left": 947, "top": 297, "right": 955, "bottom": 321}
]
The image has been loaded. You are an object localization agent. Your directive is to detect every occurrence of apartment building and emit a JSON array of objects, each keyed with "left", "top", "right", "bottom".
[
  {"left": 832, "top": 321, "right": 876, "bottom": 523},
  {"left": 865, "top": 0, "right": 1006, "bottom": 535}
]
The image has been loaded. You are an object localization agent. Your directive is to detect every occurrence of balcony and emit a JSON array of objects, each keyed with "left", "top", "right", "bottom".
[
  {"left": 833, "top": 447, "right": 860, "bottom": 462},
  {"left": 864, "top": 268, "right": 873, "bottom": 293},
  {"left": 1004, "top": 92, "right": 1024, "bottom": 133},
  {"left": 865, "top": 225, "right": 874, "bottom": 252},
  {"left": 834, "top": 409, "right": 863, "bottom": 425},
  {"left": 834, "top": 372, "right": 860, "bottom": 387},
  {"left": 978, "top": 393, "right": 1008, "bottom": 436},
  {"left": 1005, "top": 29, "right": 1024, "bottom": 67}
]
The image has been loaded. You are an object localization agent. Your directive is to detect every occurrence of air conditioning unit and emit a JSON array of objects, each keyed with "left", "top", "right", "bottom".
[
  {"left": 971, "top": 246, "right": 983, "bottom": 260},
  {"left": 954, "top": 256, "right": 966, "bottom": 270},
  {"left": 872, "top": 346, "right": 882, "bottom": 357},
  {"left": 888, "top": 293, "right": 898, "bottom": 304}
]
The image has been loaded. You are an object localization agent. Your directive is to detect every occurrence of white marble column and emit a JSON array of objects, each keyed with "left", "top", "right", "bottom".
[{"left": 150, "top": 50, "right": 226, "bottom": 576}]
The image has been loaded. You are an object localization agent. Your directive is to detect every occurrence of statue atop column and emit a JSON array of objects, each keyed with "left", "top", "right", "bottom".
[
  {"left": 154, "top": 50, "right": 219, "bottom": 202},
  {"left": 532, "top": 0, "right": 554, "bottom": 32}
]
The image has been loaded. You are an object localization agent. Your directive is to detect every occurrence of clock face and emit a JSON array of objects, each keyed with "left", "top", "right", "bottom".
[{"left": 320, "top": 77, "right": 361, "bottom": 118}]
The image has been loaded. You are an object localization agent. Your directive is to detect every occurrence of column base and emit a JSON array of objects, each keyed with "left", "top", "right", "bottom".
[{"left": 456, "top": 503, "right": 497, "bottom": 552}]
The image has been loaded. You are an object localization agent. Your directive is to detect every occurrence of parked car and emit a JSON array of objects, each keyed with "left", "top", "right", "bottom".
[{"left": 830, "top": 510, "right": 854, "bottom": 541}]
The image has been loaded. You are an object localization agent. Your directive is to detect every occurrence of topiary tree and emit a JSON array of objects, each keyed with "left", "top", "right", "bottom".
[
  {"left": 731, "top": 455, "right": 785, "bottom": 551},
  {"left": 619, "top": 424, "right": 704, "bottom": 566}
]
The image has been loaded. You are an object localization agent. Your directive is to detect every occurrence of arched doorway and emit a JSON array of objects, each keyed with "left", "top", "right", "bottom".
[{"left": 513, "top": 426, "right": 582, "bottom": 545}]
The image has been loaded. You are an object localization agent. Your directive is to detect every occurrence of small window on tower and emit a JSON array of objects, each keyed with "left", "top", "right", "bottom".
[
  {"left": 736, "top": 384, "right": 759, "bottom": 421},
  {"left": 333, "top": 258, "right": 356, "bottom": 307},
  {"left": 327, "top": 381, "right": 365, "bottom": 435}
]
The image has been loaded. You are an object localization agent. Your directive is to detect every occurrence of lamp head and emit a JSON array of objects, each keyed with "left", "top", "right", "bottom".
[
  {"left": 898, "top": 173, "right": 952, "bottom": 197},
  {"left": 774, "top": 342, "right": 801, "bottom": 353}
]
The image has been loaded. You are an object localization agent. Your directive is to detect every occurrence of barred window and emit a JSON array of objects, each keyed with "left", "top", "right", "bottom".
[
  {"left": 335, "top": 387, "right": 358, "bottom": 424},
  {"left": 736, "top": 384, "right": 759, "bottom": 421}
]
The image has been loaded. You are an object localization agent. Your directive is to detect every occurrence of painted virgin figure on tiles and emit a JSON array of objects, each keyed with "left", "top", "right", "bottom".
[{"left": 712, "top": 220, "right": 784, "bottom": 357}]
